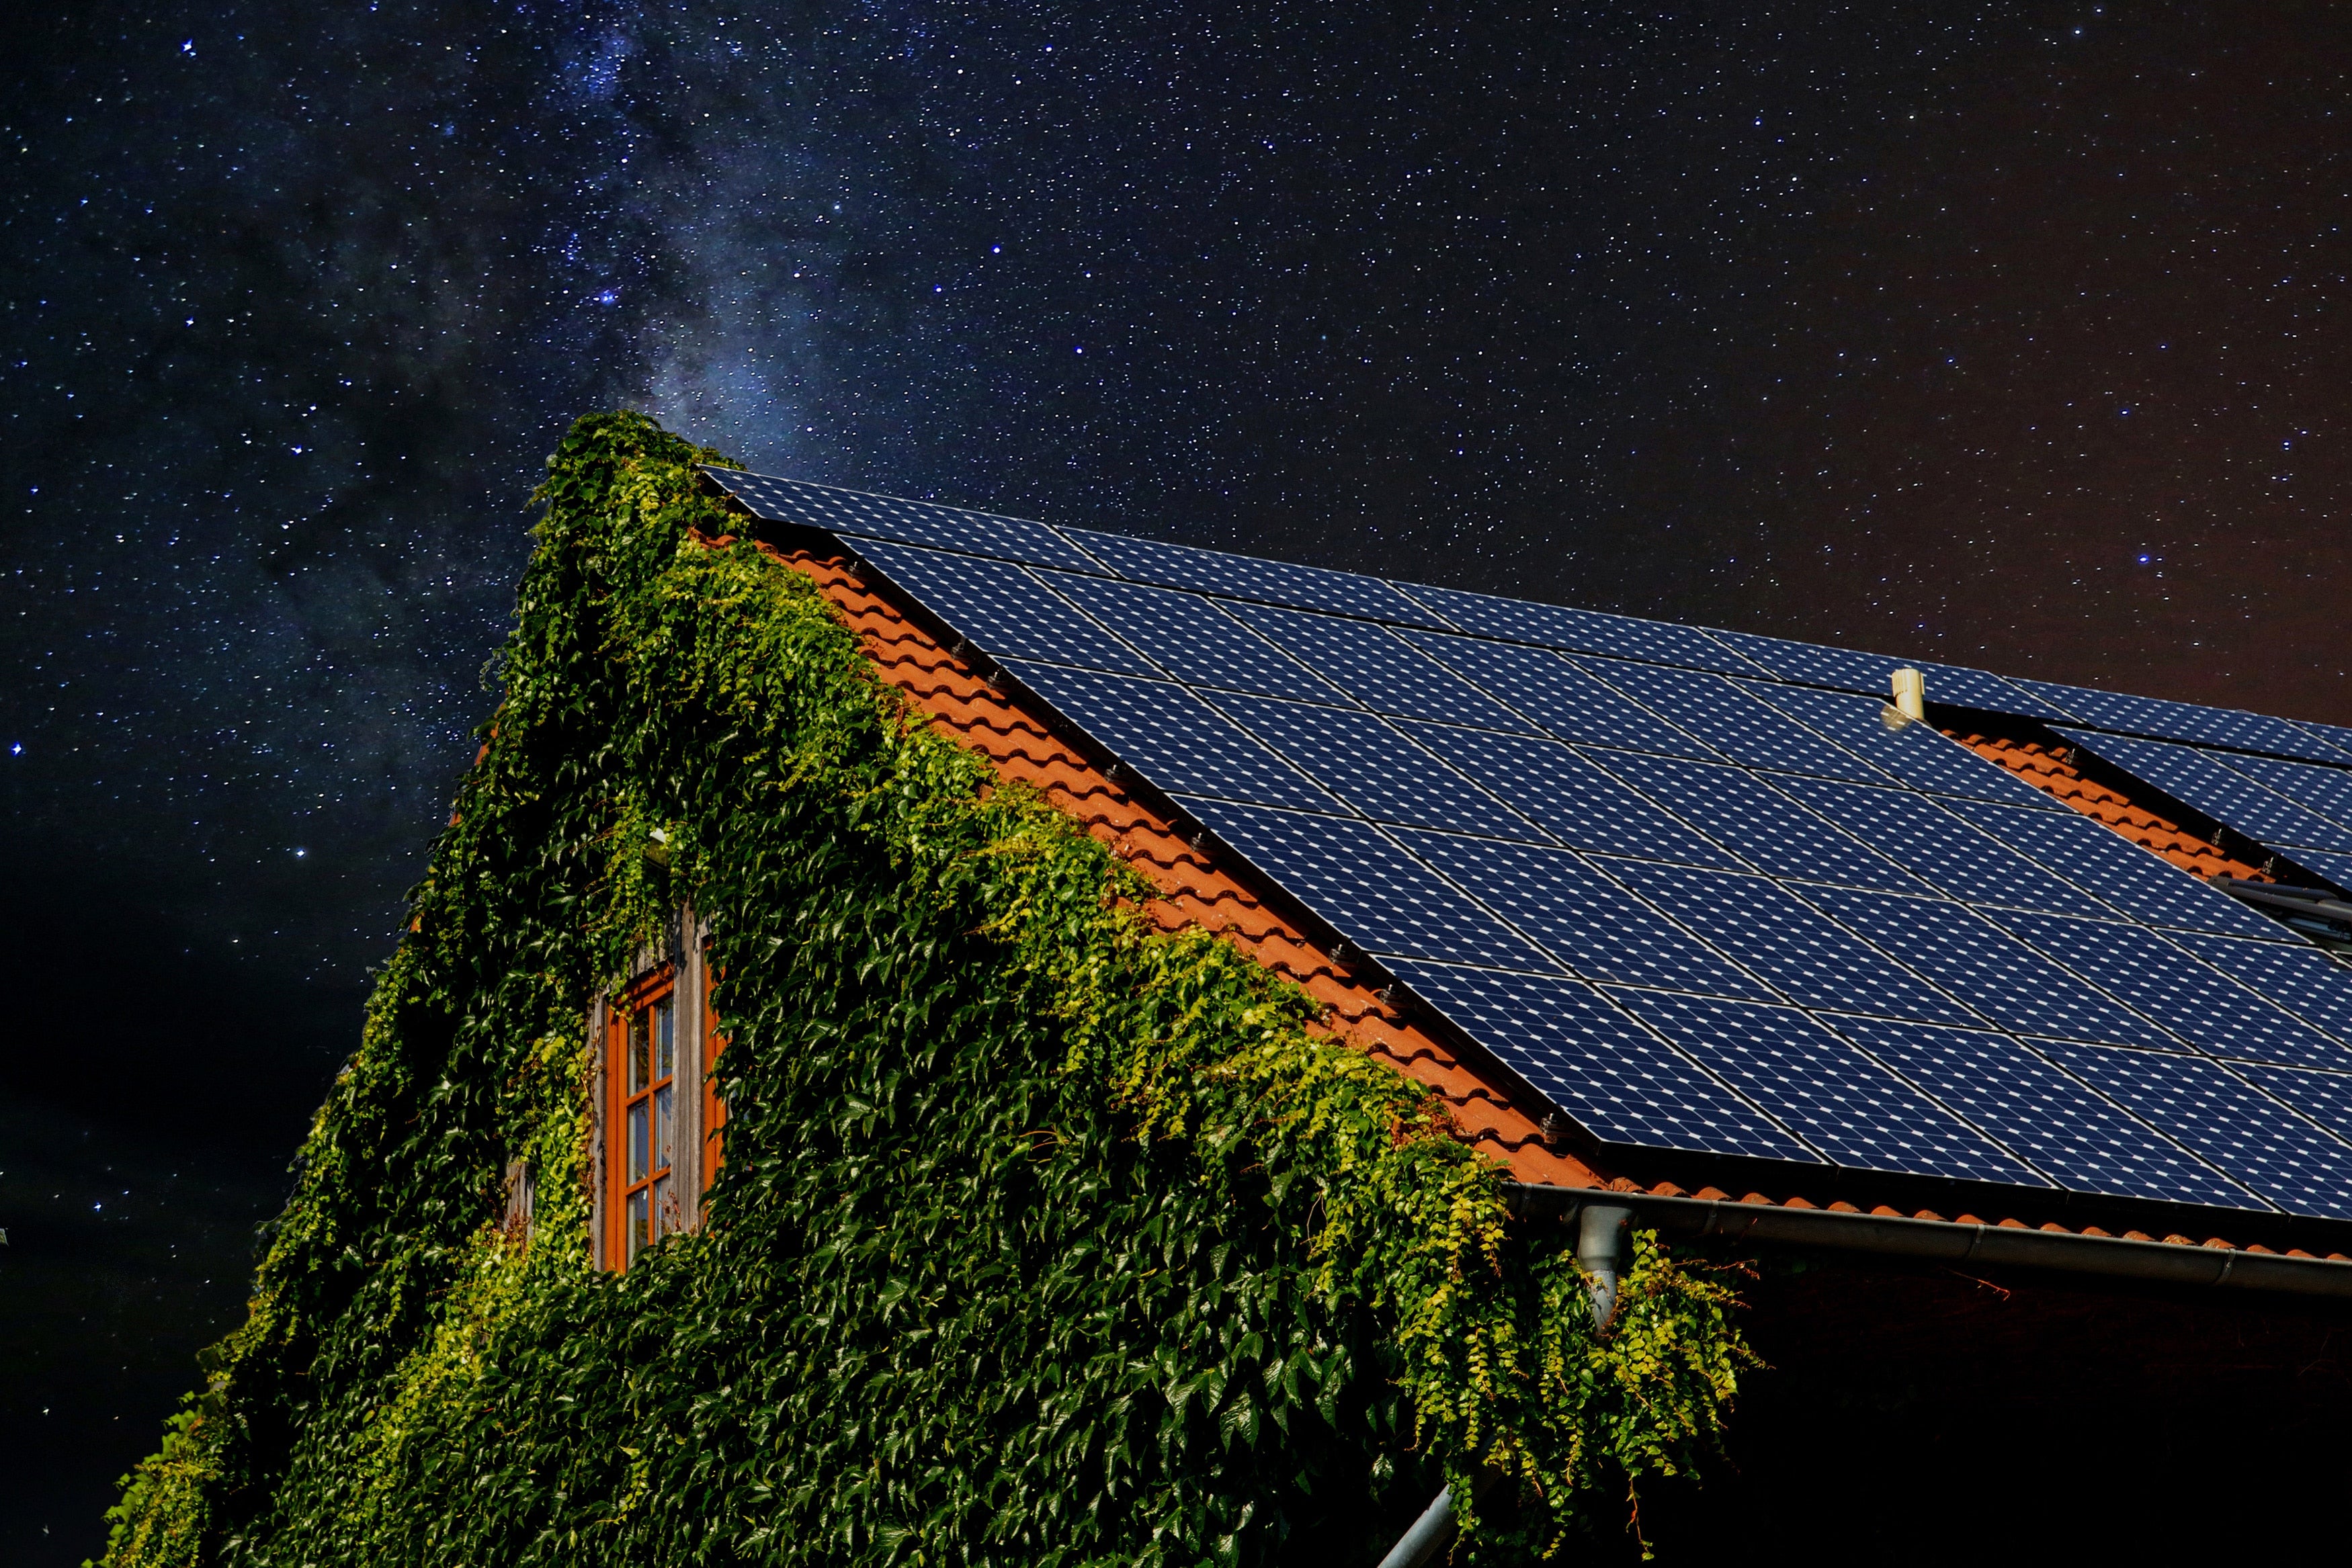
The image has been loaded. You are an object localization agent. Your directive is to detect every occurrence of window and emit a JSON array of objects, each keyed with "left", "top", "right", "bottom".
[
  {"left": 607, "top": 974, "right": 683, "bottom": 1268},
  {"left": 702, "top": 966, "right": 726, "bottom": 1183}
]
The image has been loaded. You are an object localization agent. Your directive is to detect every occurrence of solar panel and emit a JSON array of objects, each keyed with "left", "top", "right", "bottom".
[
  {"left": 1402, "top": 634, "right": 1723, "bottom": 760},
  {"left": 1586, "top": 751, "right": 1931, "bottom": 893},
  {"left": 2015, "top": 681, "right": 2201, "bottom": 740},
  {"left": 2164, "top": 934, "right": 2352, "bottom": 1063},
  {"left": 849, "top": 541, "right": 1157, "bottom": 675},
  {"left": 997, "top": 662, "right": 1338, "bottom": 813},
  {"left": 2034, "top": 1043, "right": 2352, "bottom": 1219},
  {"left": 1575, "top": 659, "right": 1892, "bottom": 783},
  {"left": 1038, "top": 573, "right": 1348, "bottom": 703},
  {"left": 1984, "top": 909, "right": 2330, "bottom": 1067},
  {"left": 1217, "top": 603, "right": 1536, "bottom": 730},
  {"left": 1391, "top": 581, "right": 1768, "bottom": 675},
  {"left": 1738, "top": 683, "right": 2061, "bottom": 810},
  {"left": 2057, "top": 729, "right": 2352, "bottom": 853},
  {"left": 2168, "top": 705, "right": 2352, "bottom": 764},
  {"left": 2289, "top": 848, "right": 2352, "bottom": 893},
  {"left": 1765, "top": 775, "right": 2122, "bottom": 919},
  {"left": 1409, "top": 726, "right": 1748, "bottom": 869},
  {"left": 2294, "top": 718, "right": 2352, "bottom": 765},
  {"left": 1822, "top": 1017, "right": 2261, "bottom": 1207},
  {"left": 704, "top": 467, "right": 1101, "bottom": 572},
  {"left": 1794, "top": 886, "right": 2181, "bottom": 1049},
  {"left": 2236, "top": 1064, "right": 2352, "bottom": 1149},
  {"left": 1936, "top": 798, "right": 2283, "bottom": 939},
  {"left": 1595, "top": 859, "right": 1978, "bottom": 1026},
  {"left": 1208, "top": 694, "right": 1543, "bottom": 840},
  {"left": 1064, "top": 527, "right": 1450, "bottom": 627},
  {"left": 1603, "top": 990, "right": 2041, "bottom": 1182},
  {"left": 2212, "top": 751, "right": 2352, "bottom": 829},
  {"left": 1906, "top": 660, "right": 2056, "bottom": 717},
  {"left": 1176, "top": 799, "right": 1556, "bottom": 971},
  {"left": 1394, "top": 832, "right": 1775, "bottom": 999},
  {"left": 1702, "top": 627, "right": 1908, "bottom": 695},
  {"left": 1384, "top": 960, "right": 1818, "bottom": 1160}
]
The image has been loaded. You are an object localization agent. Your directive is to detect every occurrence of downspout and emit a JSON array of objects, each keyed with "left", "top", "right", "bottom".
[{"left": 1374, "top": 1204, "right": 1631, "bottom": 1567}]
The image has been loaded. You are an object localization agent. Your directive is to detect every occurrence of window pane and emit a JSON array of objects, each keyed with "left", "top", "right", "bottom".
[
  {"left": 627, "top": 1190, "right": 649, "bottom": 1262},
  {"left": 651, "top": 1173, "right": 674, "bottom": 1240},
  {"left": 655, "top": 997, "right": 675, "bottom": 1080},
  {"left": 628, "top": 1008, "right": 650, "bottom": 1093},
  {"left": 628, "top": 1100, "right": 648, "bottom": 1183},
  {"left": 654, "top": 1084, "right": 673, "bottom": 1172}
]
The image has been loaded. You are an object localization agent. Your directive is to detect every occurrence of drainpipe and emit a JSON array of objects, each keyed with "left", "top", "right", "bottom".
[{"left": 1375, "top": 1205, "right": 1632, "bottom": 1567}]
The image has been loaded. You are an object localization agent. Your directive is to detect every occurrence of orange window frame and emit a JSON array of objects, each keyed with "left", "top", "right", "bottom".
[
  {"left": 701, "top": 961, "right": 726, "bottom": 1185},
  {"left": 605, "top": 969, "right": 681, "bottom": 1269}
]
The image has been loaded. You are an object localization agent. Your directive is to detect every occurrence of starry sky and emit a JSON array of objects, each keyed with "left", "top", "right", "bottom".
[{"left": 6, "top": 1, "right": 2350, "bottom": 1557}]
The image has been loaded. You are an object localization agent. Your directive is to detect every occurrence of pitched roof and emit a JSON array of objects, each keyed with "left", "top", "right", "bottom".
[{"left": 700, "top": 468, "right": 2352, "bottom": 1260}]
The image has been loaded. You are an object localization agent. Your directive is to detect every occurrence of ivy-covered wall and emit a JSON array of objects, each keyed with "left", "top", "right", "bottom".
[{"left": 98, "top": 412, "right": 1753, "bottom": 1567}]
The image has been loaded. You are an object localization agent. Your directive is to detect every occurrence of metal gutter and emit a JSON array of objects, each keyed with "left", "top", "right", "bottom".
[{"left": 1503, "top": 1184, "right": 2352, "bottom": 1299}]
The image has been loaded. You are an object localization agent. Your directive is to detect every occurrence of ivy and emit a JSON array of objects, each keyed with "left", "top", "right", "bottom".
[{"left": 97, "top": 410, "right": 1755, "bottom": 1566}]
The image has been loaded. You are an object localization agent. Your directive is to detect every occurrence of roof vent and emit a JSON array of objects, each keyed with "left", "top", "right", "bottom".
[{"left": 1890, "top": 666, "right": 1927, "bottom": 724}]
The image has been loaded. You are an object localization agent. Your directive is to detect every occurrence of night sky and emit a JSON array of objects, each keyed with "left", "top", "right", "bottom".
[{"left": 6, "top": 2, "right": 2351, "bottom": 1558}]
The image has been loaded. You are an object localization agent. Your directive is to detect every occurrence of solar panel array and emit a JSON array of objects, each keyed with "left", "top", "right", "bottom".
[{"left": 705, "top": 465, "right": 2352, "bottom": 1220}]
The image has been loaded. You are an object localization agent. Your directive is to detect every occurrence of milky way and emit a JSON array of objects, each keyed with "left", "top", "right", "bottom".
[{"left": 5, "top": 2, "right": 2350, "bottom": 1558}]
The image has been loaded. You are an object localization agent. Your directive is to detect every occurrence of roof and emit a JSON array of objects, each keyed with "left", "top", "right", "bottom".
[{"left": 699, "top": 468, "right": 2352, "bottom": 1263}]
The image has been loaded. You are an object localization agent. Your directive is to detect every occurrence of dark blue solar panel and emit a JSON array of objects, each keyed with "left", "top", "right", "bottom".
[
  {"left": 1739, "top": 683, "right": 2060, "bottom": 809},
  {"left": 1402, "top": 634, "right": 1722, "bottom": 759},
  {"left": 998, "top": 662, "right": 1337, "bottom": 814},
  {"left": 2020, "top": 681, "right": 2201, "bottom": 740},
  {"left": 2293, "top": 718, "right": 2352, "bottom": 765},
  {"left": 2058, "top": 729, "right": 2352, "bottom": 852},
  {"left": 1997, "top": 678, "right": 2099, "bottom": 726},
  {"left": 704, "top": 468, "right": 1101, "bottom": 572},
  {"left": 1702, "top": 628, "right": 1907, "bottom": 695},
  {"left": 1177, "top": 799, "right": 1557, "bottom": 971},
  {"left": 1410, "top": 727, "right": 1747, "bottom": 869},
  {"left": 1577, "top": 658, "right": 1890, "bottom": 783},
  {"left": 1065, "top": 527, "right": 1449, "bottom": 627},
  {"left": 1823, "top": 1017, "right": 2260, "bottom": 1207},
  {"left": 1587, "top": 752, "right": 1931, "bottom": 893},
  {"left": 2035, "top": 1043, "right": 2352, "bottom": 1219},
  {"left": 1210, "top": 694, "right": 1542, "bottom": 840},
  {"left": 1937, "top": 798, "right": 2283, "bottom": 938},
  {"left": 1605, "top": 990, "right": 2040, "bottom": 1181},
  {"left": 1386, "top": 960, "right": 1816, "bottom": 1160},
  {"left": 1596, "top": 859, "right": 1978, "bottom": 1025},
  {"left": 2164, "top": 934, "right": 2352, "bottom": 1064},
  {"left": 2290, "top": 848, "right": 2352, "bottom": 892},
  {"left": 1038, "top": 573, "right": 1348, "bottom": 703},
  {"left": 1906, "top": 660, "right": 2054, "bottom": 716},
  {"left": 1218, "top": 603, "right": 1536, "bottom": 730},
  {"left": 1767, "top": 775, "right": 2121, "bottom": 918},
  {"left": 2213, "top": 752, "right": 2352, "bottom": 828},
  {"left": 851, "top": 540, "right": 1156, "bottom": 674},
  {"left": 1984, "top": 909, "right": 2329, "bottom": 1066},
  {"left": 1395, "top": 832, "right": 1775, "bottom": 999},
  {"left": 2171, "top": 705, "right": 2352, "bottom": 763},
  {"left": 1391, "top": 581, "right": 1769, "bottom": 675},
  {"left": 1796, "top": 886, "right": 2180, "bottom": 1048},
  {"left": 2237, "top": 1064, "right": 2352, "bottom": 1149}
]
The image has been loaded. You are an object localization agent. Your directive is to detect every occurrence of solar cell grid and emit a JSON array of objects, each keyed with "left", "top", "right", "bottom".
[
  {"left": 1384, "top": 961, "right": 1817, "bottom": 1160},
  {"left": 2168, "top": 933, "right": 2352, "bottom": 1060},
  {"left": 2213, "top": 752, "right": 2352, "bottom": 827},
  {"left": 1702, "top": 627, "right": 1906, "bottom": 695},
  {"left": 2239, "top": 1064, "right": 2352, "bottom": 1149},
  {"left": 1064, "top": 527, "right": 1449, "bottom": 627},
  {"left": 1604, "top": 990, "right": 2040, "bottom": 1182},
  {"left": 1577, "top": 658, "right": 1891, "bottom": 782},
  {"left": 1394, "top": 832, "right": 1775, "bottom": 1000},
  {"left": 2290, "top": 848, "right": 2352, "bottom": 892},
  {"left": 1220, "top": 602, "right": 1536, "bottom": 730},
  {"left": 2175, "top": 705, "right": 2352, "bottom": 763},
  {"left": 1906, "top": 660, "right": 2052, "bottom": 717},
  {"left": 1588, "top": 751, "right": 1931, "bottom": 893},
  {"left": 1176, "top": 799, "right": 1557, "bottom": 972},
  {"left": 1595, "top": 859, "right": 1978, "bottom": 1025},
  {"left": 2059, "top": 729, "right": 2352, "bottom": 852},
  {"left": 1208, "top": 694, "right": 1543, "bottom": 840},
  {"left": 1822, "top": 1017, "right": 2261, "bottom": 1208},
  {"left": 1937, "top": 798, "right": 2283, "bottom": 938},
  {"left": 1411, "top": 727, "right": 1747, "bottom": 869},
  {"left": 1767, "top": 775, "right": 2121, "bottom": 918},
  {"left": 2023, "top": 682, "right": 2189, "bottom": 738},
  {"left": 1795, "top": 886, "right": 2180, "bottom": 1049},
  {"left": 1391, "top": 582, "right": 1768, "bottom": 674},
  {"left": 851, "top": 541, "right": 1156, "bottom": 674},
  {"left": 1403, "top": 634, "right": 1722, "bottom": 759},
  {"left": 2295, "top": 718, "right": 2352, "bottom": 764},
  {"left": 1984, "top": 909, "right": 2328, "bottom": 1066},
  {"left": 2036, "top": 1043, "right": 2352, "bottom": 1219},
  {"left": 1738, "top": 683, "right": 2060, "bottom": 809},
  {"left": 998, "top": 662, "right": 1337, "bottom": 814},
  {"left": 706, "top": 468, "right": 1101, "bottom": 571},
  {"left": 1038, "top": 573, "right": 1347, "bottom": 703}
]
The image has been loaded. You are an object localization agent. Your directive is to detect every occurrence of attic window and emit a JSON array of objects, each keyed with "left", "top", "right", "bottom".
[{"left": 609, "top": 976, "right": 683, "bottom": 1267}]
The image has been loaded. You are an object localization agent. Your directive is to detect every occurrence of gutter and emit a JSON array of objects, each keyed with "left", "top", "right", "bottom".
[{"left": 1502, "top": 1183, "right": 2352, "bottom": 1298}]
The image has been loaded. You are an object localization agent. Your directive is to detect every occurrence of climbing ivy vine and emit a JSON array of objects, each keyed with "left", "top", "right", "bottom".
[{"left": 97, "top": 411, "right": 1755, "bottom": 1566}]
